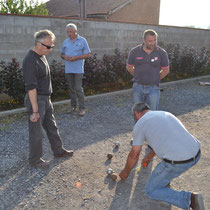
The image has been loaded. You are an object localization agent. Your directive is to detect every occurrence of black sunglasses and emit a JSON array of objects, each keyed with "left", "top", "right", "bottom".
[{"left": 38, "top": 41, "right": 54, "bottom": 49}]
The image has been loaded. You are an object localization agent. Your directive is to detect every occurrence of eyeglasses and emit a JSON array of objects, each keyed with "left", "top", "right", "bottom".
[{"left": 38, "top": 41, "right": 54, "bottom": 49}]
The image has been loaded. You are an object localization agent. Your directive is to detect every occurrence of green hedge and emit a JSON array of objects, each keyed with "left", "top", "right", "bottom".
[{"left": 0, "top": 44, "right": 210, "bottom": 111}]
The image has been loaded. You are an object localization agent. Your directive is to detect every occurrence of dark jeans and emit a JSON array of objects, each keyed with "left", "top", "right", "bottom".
[
  {"left": 24, "top": 94, "right": 64, "bottom": 164},
  {"left": 65, "top": 73, "right": 85, "bottom": 110}
]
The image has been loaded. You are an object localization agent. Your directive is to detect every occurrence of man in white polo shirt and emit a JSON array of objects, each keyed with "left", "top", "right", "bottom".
[{"left": 119, "top": 103, "right": 205, "bottom": 210}]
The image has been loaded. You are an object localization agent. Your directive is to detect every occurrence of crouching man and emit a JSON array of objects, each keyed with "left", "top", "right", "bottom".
[{"left": 119, "top": 103, "right": 205, "bottom": 210}]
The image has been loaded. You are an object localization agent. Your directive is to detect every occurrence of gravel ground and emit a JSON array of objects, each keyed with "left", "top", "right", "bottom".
[{"left": 0, "top": 76, "right": 210, "bottom": 210}]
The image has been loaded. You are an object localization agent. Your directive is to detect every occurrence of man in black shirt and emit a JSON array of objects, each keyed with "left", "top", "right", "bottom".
[{"left": 23, "top": 29, "right": 73, "bottom": 168}]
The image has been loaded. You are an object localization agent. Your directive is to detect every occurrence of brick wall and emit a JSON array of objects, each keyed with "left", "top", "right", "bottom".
[
  {"left": 107, "top": 0, "right": 160, "bottom": 25},
  {"left": 0, "top": 13, "right": 210, "bottom": 64}
]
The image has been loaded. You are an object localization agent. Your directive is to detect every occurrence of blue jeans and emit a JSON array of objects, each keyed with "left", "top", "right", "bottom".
[
  {"left": 133, "top": 82, "right": 160, "bottom": 110},
  {"left": 145, "top": 153, "right": 201, "bottom": 209},
  {"left": 65, "top": 73, "right": 85, "bottom": 110}
]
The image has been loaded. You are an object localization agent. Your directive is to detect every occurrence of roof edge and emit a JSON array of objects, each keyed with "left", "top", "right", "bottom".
[{"left": 108, "top": 0, "right": 132, "bottom": 16}]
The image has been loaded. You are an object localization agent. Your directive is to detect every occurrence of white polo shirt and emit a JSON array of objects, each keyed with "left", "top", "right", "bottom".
[{"left": 133, "top": 111, "right": 200, "bottom": 161}]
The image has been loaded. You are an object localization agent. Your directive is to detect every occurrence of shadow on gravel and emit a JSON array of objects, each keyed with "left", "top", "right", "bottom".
[
  {"left": 1, "top": 78, "right": 210, "bottom": 209},
  {"left": 109, "top": 146, "right": 171, "bottom": 210},
  {"left": 0, "top": 158, "right": 68, "bottom": 209}
]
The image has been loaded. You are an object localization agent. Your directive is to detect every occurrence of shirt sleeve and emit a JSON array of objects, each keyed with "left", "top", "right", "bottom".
[
  {"left": 22, "top": 57, "right": 38, "bottom": 91},
  {"left": 127, "top": 48, "right": 136, "bottom": 66},
  {"left": 82, "top": 38, "right": 91, "bottom": 54},
  {"left": 160, "top": 50, "right": 169, "bottom": 68},
  {"left": 133, "top": 122, "right": 145, "bottom": 146}
]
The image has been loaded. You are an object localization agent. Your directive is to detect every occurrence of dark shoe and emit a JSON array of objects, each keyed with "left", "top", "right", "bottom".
[
  {"left": 30, "top": 158, "right": 50, "bottom": 169},
  {"left": 54, "top": 149, "right": 74, "bottom": 158},
  {"left": 166, "top": 182, "right": 170, "bottom": 188},
  {"left": 190, "top": 193, "right": 205, "bottom": 210}
]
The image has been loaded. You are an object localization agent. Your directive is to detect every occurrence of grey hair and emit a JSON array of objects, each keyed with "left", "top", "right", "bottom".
[
  {"left": 132, "top": 103, "right": 150, "bottom": 114},
  {"left": 66, "top": 23, "right": 77, "bottom": 31},
  {"left": 34, "top": 29, "right": 56, "bottom": 43},
  {"left": 143, "top": 29, "right": 158, "bottom": 39}
]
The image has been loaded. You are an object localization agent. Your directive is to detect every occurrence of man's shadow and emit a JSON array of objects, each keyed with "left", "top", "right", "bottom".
[
  {"left": 108, "top": 146, "right": 171, "bottom": 210},
  {"left": 0, "top": 157, "right": 69, "bottom": 209}
]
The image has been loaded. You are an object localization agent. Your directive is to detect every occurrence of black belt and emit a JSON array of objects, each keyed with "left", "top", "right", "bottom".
[{"left": 163, "top": 149, "right": 200, "bottom": 164}]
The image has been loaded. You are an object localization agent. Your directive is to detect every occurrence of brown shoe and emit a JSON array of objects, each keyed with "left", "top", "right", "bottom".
[
  {"left": 79, "top": 109, "right": 85, "bottom": 116},
  {"left": 54, "top": 149, "right": 74, "bottom": 158},
  {"left": 190, "top": 193, "right": 205, "bottom": 210},
  {"left": 30, "top": 158, "right": 50, "bottom": 169}
]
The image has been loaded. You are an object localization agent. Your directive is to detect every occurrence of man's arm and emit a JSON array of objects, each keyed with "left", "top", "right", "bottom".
[
  {"left": 28, "top": 88, "right": 40, "bottom": 122},
  {"left": 141, "top": 147, "right": 156, "bottom": 167},
  {"left": 160, "top": 67, "right": 169, "bottom": 80},
  {"left": 61, "top": 53, "right": 91, "bottom": 62},
  {"left": 69, "top": 53, "right": 91, "bottom": 62},
  {"left": 126, "top": 64, "right": 135, "bottom": 76},
  {"left": 119, "top": 145, "right": 142, "bottom": 181}
]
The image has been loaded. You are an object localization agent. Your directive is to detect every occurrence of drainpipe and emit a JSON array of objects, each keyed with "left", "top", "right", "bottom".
[{"left": 79, "top": 0, "right": 86, "bottom": 18}]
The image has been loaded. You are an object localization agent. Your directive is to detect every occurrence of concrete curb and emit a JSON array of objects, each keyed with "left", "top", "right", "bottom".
[{"left": 0, "top": 75, "right": 209, "bottom": 118}]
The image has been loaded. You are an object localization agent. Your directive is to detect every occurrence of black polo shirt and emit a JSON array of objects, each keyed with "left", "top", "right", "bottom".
[
  {"left": 127, "top": 44, "right": 169, "bottom": 85},
  {"left": 22, "top": 50, "right": 52, "bottom": 95}
]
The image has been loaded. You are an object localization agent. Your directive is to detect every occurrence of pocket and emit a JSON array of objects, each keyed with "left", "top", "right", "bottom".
[
  {"left": 135, "top": 57, "right": 145, "bottom": 65},
  {"left": 150, "top": 57, "right": 161, "bottom": 67}
]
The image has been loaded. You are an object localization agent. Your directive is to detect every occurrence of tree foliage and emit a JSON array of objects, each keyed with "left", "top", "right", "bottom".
[{"left": 0, "top": 0, "right": 49, "bottom": 15}]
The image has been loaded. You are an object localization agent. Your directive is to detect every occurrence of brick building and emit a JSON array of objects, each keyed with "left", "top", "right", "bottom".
[{"left": 46, "top": 0, "right": 160, "bottom": 25}]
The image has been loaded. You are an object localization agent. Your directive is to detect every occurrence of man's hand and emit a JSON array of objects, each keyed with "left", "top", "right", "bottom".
[
  {"left": 141, "top": 147, "right": 156, "bottom": 168},
  {"left": 119, "top": 169, "right": 130, "bottom": 181},
  {"left": 126, "top": 65, "right": 135, "bottom": 75},
  {"left": 69, "top": 56, "right": 78, "bottom": 62},
  {"left": 64, "top": 55, "right": 73, "bottom": 62},
  {"left": 30, "top": 112, "right": 40, "bottom": 122},
  {"left": 141, "top": 157, "right": 152, "bottom": 168}
]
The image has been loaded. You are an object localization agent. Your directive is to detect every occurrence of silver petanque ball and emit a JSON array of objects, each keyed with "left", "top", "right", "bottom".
[
  {"left": 107, "top": 168, "right": 113, "bottom": 174},
  {"left": 114, "top": 141, "right": 120, "bottom": 147}
]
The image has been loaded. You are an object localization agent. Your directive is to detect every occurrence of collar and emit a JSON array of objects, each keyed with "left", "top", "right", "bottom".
[
  {"left": 69, "top": 34, "right": 81, "bottom": 42},
  {"left": 140, "top": 44, "right": 159, "bottom": 52}
]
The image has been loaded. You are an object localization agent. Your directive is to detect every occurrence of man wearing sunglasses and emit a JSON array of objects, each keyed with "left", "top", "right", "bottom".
[
  {"left": 119, "top": 103, "right": 205, "bottom": 210},
  {"left": 61, "top": 23, "right": 91, "bottom": 116},
  {"left": 22, "top": 29, "right": 74, "bottom": 169}
]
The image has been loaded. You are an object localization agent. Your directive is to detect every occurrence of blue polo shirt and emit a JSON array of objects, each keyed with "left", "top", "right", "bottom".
[
  {"left": 61, "top": 35, "right": 91, "bottom": 74},
  {"left": 127, "top": 44, "right": 169, "bottom": 85}
]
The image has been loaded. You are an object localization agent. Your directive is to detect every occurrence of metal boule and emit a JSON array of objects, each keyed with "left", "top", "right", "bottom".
[
  {"left": 107, "top": 153, "right": 113, "bottom": 160},
  {"left": 110, "top": 173, "right": 118, "bottom": 181},
  {"left": 114, "top": 141, "right": 120, "bottom": 147},
  {"left": 107, "top": 168, "right": 113, "bottom": 174}
]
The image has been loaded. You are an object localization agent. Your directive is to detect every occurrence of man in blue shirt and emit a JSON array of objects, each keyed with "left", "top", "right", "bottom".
[
  {"left": 127, "top": 29, "right": 169, "bottom": 110},
  {"left": 61, "top": 23, "right": 91, "bottom": 116}
]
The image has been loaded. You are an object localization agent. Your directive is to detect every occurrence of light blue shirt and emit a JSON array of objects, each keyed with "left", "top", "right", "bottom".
[{"left": 60, "top": 35, "right": 91, "bottom": 74}]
